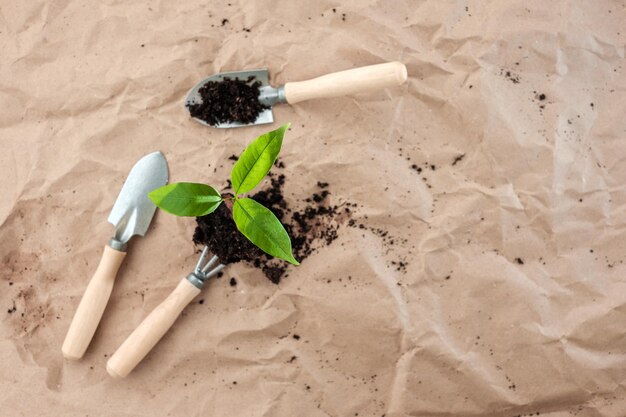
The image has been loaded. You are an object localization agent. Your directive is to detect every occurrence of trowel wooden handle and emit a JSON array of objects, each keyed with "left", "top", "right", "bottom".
[
  {"left": 284, "top": 61, "right": 407, "bottom": 104},
  {"left": 62, "top": 245, "right": 126, "bottom": 360},
  {"left": 106, "top": 278, "right": 201, "bottom": 378}
]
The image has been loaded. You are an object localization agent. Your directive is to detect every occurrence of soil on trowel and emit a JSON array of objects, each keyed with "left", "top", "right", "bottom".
[
  {"left": 193, "top": 165, "right": 345, "bottom": 284},
  {"left": 186, "top": 76, "right": 268, "bottom": 126}
]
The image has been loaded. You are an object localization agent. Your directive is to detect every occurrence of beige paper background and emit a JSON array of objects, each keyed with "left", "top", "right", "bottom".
[{"left": 1, "top": 1, "right": 626, "bottom": 416}]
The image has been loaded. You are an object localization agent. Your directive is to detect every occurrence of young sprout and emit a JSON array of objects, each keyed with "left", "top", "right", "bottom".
[{"left": 148, "top": 124, "right": 298, "bottom": 265}]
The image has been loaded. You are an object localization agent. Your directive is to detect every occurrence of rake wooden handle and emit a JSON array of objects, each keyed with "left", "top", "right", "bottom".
[
  {"left": 283, "top": 61, "right": 407, "bottom": 104},
  {"left": 106, "top": 278, "right": 201, "bottom": 378},
  {"left": 62, "top": 245, "right": 126, "bottom": 360}
]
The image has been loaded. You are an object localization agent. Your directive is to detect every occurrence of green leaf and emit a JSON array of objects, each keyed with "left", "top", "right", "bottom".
[
  {"left": 231, "top": 123, "right": 290, "bottom": 195},
  {"left": 233, "top": 198, "right": 299, "bottom": 265},
  {"left": 148, "top": 182, "right": 222, "bottom": 217}
]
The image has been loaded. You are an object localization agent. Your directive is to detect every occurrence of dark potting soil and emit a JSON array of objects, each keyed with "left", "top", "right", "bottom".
[
  {"left": 193, "top": 202, "right": 263, "bottom": 265},
  {"left": 186, "top": 76, "right": 268, "bottom": 126},
  {"left": 193, "top": 169, "right": 344, "bottom": 284}
]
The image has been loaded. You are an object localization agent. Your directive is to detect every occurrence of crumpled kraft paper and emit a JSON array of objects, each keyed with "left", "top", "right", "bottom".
[{"left": 1, "top": 1, "right": 625, "bottom": 416}]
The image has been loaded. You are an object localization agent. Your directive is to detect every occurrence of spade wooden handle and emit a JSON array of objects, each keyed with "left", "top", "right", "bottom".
[
  {"left": 283, "top": 61, "right": 407, "bottom": 104},
  {"left": 62, "top": 245, "right": 126, "bottom": 360},
  {"left": 106, "top": 278, "right": 201, "bottom": 378}
]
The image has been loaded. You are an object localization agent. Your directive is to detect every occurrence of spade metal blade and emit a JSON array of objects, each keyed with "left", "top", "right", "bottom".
[
  {"left": 185, "top": 69, "right": 281, "bottom": 129},
  {"left": 108, "top": 151, "right": 169, "bottom": 244}
]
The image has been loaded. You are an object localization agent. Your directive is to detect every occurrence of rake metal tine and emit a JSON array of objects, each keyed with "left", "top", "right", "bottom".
[
  {"left": 201, "top": 255, "right": 219, "bottom": 274},
  {"left": 194, "top": 246, "right": 210, "bottom": 273},
  {"left": 204, "top": 264, "right": 226, "bottom": 279}
]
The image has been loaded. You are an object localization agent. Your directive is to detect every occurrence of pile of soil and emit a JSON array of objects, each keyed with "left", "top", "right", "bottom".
[
  {"left": 186, "top": 76, "right": 268, "bottom": 126},
  {"left": 193, "top": 202, "right": 262, "bottom": 265},
  {"left": 193, "top": 168, "right": 345, "bottom": 284}
]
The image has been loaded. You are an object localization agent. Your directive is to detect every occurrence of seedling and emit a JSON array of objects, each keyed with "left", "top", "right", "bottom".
[{"left": 148, "top": 124, "right": 299, "bottom": 265}]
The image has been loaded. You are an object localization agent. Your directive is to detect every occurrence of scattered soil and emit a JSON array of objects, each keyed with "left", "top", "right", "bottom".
[
  {"left": 500, "top": 69, "right": 521, "bottom": 84},
  {"left": 531, "top": 91, "right": 548, "bottom": 113},
  {"left": 452, "top": 154, "right": 465, "bottom": 166},
  {"left": 408, "top": 160, "right": 434, "bottom": 189},
  {"left": 186, "top": 76, "right": 268, "bottom": 126},
  {"left": 347, "top": 218, "right": 408, "bottom": 264},
  {"left": 193, "top": 159, "right": 411, "bottom": 284},
  {"left": 193, "top": 163, "right": 345, "bottom": 284}
]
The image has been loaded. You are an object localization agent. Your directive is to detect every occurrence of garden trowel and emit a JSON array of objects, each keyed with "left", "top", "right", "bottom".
[
  {"left": 186, "top": 61, "right": 408, "bottom": 128},
  {"left": 62, "top": 151, "right": 169, "bottom": 360}
]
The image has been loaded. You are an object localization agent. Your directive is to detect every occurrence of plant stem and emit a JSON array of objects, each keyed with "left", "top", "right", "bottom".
[{"left": 223, "top": 198, "right": 234, "bottom": 212}]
